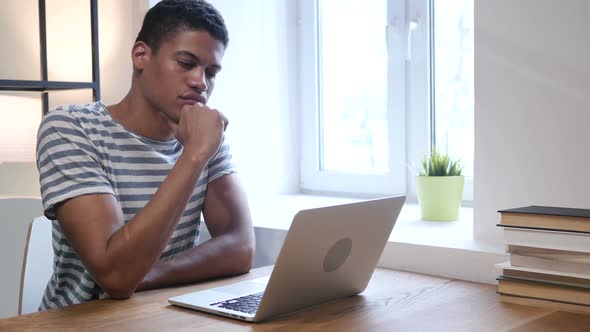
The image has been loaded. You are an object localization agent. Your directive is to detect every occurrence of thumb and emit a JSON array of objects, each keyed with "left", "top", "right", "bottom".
[
  {"left": 165, "top": 116, "right": 180, "bottom": 140},
  {"left": 220, "top": 112, "right": 229, "bottom": 131}
]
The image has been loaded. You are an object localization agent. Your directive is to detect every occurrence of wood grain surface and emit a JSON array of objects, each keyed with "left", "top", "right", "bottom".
[{"left": 1, "top": 266, "right": 589, "bottom": 331}]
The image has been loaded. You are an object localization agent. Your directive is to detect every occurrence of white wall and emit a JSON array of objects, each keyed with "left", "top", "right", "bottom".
[
  {"left": 0, "top": 0, "right": 299, "bottom": 198},
  {"left": 207, "top": 0, "right": 300, "bottom": 196},
  {"left": 474, "top": 0, "right": 590, "bottom": 247},
  {"left": 0, "top": 0, "right": 146, "bottom": 197},
  {"left": 0, "top": 0, "right": 146, "bottom": 318}
]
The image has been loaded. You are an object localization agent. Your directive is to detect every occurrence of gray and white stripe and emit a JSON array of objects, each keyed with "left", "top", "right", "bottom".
[{"left": 36, "top": 101, "right": 235, "bottom": 310}]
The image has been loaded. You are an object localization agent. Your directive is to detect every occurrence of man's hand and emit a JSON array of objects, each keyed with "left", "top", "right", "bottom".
[{"left": 175, "top": 103, "right": 229, "bottom": 163}]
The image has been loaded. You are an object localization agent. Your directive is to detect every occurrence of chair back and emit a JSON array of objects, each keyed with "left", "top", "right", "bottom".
[
  {"left": 0, "top": 197, "right": 43, "bottom": 318},
  {"left": 19, "top": 216, "right": 54, "bottom": 315}
]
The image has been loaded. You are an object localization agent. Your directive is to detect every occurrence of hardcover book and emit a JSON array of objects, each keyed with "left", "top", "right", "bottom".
[
  {"left": 502, "top": 227, "right": 590, "bottom": 253},
  {"left": 497, "top": 276, "right": 590, "bottom": 306},
  {"left": 498, "top": 206, "right": 590, "bottom": 233}
]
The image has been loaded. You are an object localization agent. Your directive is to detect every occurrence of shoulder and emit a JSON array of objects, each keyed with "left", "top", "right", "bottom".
[
  {"left": 38, "top": 101, "right": 114, "bottom": 139},
  {"left": 207, "top": 136, "right": 236, "bottom": 182},
  {"left": 41, "top": 101, "right": 108, "bottom": 127},
  {"left": 37, "top": 102, "right": 114, "bottom": 158}
]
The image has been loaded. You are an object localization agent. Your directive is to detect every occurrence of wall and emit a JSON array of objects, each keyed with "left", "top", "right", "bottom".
[
  {"left": 6, "top": 0, "right": 588, "bottom": 318},
  {"left": 474, "top": 0, "right": 590, "bottom": 247},
  {"left": 0, "top": 0, "right": 300, "bottom": 197},
  {"left": 192, "top": 0, "right": 301, "bottom": 273},
  {"left": 0, "top": 0, "right": 299, "bottom": 317},
  {"left": 207, "top": 0, "right": 300, "bottom": 196},
  {"left": 0, "top": 0, "right": 146, "bottom": 197},
  {"left": 0, "top": 0, "right": 146, "bottom": 319}
]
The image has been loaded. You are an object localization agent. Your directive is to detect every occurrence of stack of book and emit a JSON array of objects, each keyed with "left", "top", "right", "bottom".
[{"left": 496, "top": 205, "right": 590, "bottom": 313}]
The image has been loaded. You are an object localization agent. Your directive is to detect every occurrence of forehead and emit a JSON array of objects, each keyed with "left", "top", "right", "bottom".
[{"left": 159, "top": 29, "right": 225, "bottom": 63}]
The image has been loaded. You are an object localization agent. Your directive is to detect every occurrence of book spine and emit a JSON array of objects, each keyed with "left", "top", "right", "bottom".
[
  {"left": 498, "top": 279, "right": 590, "bottom": 305},
  {"left": 507, "top": 245, "right": 590, "bottom": 263},
  {"left": 510, "top": 254, "right": 590, "bottom": 276},
  {"left": 503, "top": 228, "right": 590, "bottom": 253},
  {"left": 499, "top": 294, "right": 590, "bottom": 314}
]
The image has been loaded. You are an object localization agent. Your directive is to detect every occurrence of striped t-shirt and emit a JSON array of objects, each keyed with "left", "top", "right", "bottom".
[{"left": 36, "top": 101, "right": 235, "bottom": 310}]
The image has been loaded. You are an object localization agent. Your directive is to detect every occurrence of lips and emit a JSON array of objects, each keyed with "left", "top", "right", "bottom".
[{"left": 179, "top": 93, "right": 207, "bottom": 105}]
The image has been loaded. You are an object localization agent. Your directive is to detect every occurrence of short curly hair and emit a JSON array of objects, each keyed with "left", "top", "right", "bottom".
[{"left": 135, "top": 0, "right": 228, "bottom": 53}]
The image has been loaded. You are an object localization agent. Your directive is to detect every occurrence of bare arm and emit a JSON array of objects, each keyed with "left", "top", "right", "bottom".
[
  {"left": 136, "top": 173, "right": 255, "bottom": 291},
  {"left": 55, "top": 103, "right": 225, "bottom": 299}
]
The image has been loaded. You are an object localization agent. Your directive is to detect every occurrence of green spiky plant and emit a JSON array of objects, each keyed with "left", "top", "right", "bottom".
[{"left": 418, "top": 148, "right": 464, "bottom": 176}]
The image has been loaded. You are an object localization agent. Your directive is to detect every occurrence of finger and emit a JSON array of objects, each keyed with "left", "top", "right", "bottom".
[
  {"left": 219, "top": 112, "right": 229, "bottom": 131},
  {"left": 164, "top": 115, "right": 180, "bottom": 139},
  {"left": 181, "top": 103, "right": 195, "bottom": 113}
]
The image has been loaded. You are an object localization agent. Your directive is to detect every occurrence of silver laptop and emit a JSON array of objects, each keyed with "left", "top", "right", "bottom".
[{"left": 168, "top": 195, "right": 405, "bottom": 322}]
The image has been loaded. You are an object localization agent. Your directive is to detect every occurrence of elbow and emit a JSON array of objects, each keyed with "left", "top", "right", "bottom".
[
  {"left": 97, "top": 272, "right": 138, "bottom": 300},
  {"left": 235, "top": 240, "right": 255, "bottom": 274},
  {"left": 106, "top": 287, "right": 135, "bottom": 300}
]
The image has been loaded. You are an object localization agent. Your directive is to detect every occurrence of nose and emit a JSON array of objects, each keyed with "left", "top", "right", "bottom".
[{"left": 187, "top": 67, "right": 208, "bottom": 92}]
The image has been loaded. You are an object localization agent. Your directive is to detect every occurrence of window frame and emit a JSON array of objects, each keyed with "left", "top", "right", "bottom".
[{"left": 298, "top": 0, "right": 473, "bottom": 202}]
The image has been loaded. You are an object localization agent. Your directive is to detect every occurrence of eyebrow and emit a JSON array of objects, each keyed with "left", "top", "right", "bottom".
[{"left": 175, "top": 50, "right": 222, "bottom": 71}]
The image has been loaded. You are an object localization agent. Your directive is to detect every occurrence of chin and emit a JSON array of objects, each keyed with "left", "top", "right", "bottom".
[{"left": 157, "top": 109, "right": 179, "bottom": 124}]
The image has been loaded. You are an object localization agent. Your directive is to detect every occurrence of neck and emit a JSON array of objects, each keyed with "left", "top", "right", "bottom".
[{"left": 108, "top": 85, "right": 175, "bottom": 141}]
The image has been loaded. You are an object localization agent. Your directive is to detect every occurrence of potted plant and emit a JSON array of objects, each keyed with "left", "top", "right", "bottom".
[{"left": 416, "top": 148, "right": 464, "bottom": 221}]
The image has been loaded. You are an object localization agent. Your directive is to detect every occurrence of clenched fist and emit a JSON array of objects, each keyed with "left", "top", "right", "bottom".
[{"left": 175, "top": 102, "right": 228, "bottom": 163}]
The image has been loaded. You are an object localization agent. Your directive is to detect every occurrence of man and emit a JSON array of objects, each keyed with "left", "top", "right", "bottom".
[{"left": 35, "top": 0, "right": 254, "bottom": 310}]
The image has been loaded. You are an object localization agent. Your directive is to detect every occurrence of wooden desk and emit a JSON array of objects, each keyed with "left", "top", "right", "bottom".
[{"left": 1, "top": 266, "right": 589, "bottom": 331}]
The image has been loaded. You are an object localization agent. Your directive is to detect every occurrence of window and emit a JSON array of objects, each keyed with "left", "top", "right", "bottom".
[
  {"left": 432, "top": 0, "right": 474, "bottom": 199},
  {"left": 299, "top": 0, "right": 474, "bottom": 200}
]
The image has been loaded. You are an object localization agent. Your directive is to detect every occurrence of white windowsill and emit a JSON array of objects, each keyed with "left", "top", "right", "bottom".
[
  {"left": 249, "top": 194, "right": 507, "bottom": 284},
  {"left": 249, "top": 194, "right": 474, "bottom": 246}
]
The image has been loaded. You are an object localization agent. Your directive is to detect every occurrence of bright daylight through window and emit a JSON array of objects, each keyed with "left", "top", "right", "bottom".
[
  {"left": 432, "top": 0, "right": 474, "bottom": 178},
  {"left": 300, "top": 0, "right": 474, "bottom": 197},
  {"left": 319, "top": 1, "right": 389, "bottom": 174}
]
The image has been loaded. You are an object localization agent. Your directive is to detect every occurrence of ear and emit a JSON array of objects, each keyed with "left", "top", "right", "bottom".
[{"left": 131, "top": 41, "right": 151, "bottom": 71}]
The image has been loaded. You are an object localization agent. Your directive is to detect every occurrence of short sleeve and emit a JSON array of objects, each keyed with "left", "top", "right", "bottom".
[
  {"left": 207, "top": 136, "right": 236, "bottom": 183},
  {"left": 36, "top": 108, "right": 114, "bottom": 219}
]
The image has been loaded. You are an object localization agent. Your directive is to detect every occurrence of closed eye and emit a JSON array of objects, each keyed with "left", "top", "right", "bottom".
[
  {"left": 206, "top": 70, "right": 218, "bottom": 79},
  {"left": 177, "top": 60, "right": 195, "bottom": 69}
]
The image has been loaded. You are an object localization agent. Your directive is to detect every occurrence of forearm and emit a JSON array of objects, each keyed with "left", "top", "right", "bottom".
[
  {"left": 104, "top": 152, "right": 208, "bottom": 290},
  {"left": 137, "top": 230, "right": 255, "bottom": 292}
]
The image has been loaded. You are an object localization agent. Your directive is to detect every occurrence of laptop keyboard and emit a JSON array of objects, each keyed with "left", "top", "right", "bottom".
[{"left": 210, "top": 292, "right": 264, "bottom": 314}]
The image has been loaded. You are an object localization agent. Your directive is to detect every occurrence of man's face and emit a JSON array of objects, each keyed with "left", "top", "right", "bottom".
[{"left": 139, "top": 29, "right": 225, "bottom": 123}]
